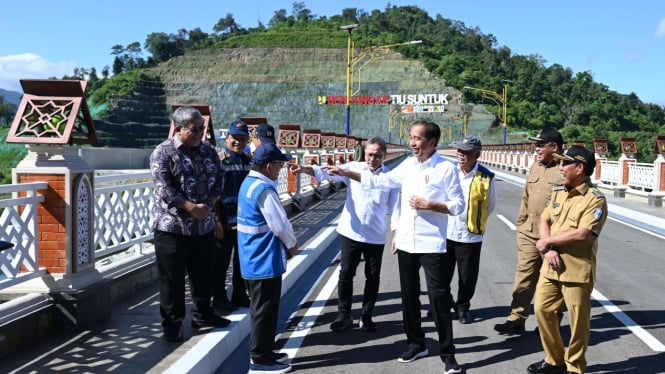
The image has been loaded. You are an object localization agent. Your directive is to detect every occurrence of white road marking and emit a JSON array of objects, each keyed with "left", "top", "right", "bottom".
[
  {"left": 497, "top": 214, "right": 517, "bottom": 230},
  {"left": 592, "top": 289, "right": 665, "bottom": 352},
  {"left": 607, "top": 216, "right": 665, "bottom": 240},
  {"left": 279, "top": 263, "right": 341, "bottom": 361}
]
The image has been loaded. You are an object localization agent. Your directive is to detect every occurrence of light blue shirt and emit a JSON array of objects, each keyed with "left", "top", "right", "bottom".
[{"left": 362, "top": 152, "right": 465, "bottom": 253}]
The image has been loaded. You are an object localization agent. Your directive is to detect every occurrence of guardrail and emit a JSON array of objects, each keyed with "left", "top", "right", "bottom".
[
  {"left": 1, "top": 147, "right": 409, "bottom": 290},
  {"left": 0, "top": 182, "right": 48, "bottom": 284},
  {"left": 442, "top": 145, "right": 665, "bottom": 206}
]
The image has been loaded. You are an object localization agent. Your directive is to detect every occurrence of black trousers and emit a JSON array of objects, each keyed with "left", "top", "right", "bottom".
[
  {"left": 444, "top": 240, "right": 483, "bottom": 312},
  {"left": 214, "top": 228, "right": 248, "bottom": 304},
  {"left": 337, "top": 235, "right": 385, "bottom": 318},
  {"left": 247, "top": 276, "right": 282, "bottom": 364},
  {"left": 397, "top": 249, "right": 456, "bottom": 359},
  {"left": 154, "top": 230, "right": 215, "bottom": 328}
]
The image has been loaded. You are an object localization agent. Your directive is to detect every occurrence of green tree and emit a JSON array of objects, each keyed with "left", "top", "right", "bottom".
[
  {"left": 0, "top": 95, "right": 17, "bottom": 127},
  {"left": 144, "top": 32, "right": 183, "bottom": 63},
  {"left": 269, "top": 9, "right": 287, "bottom": 26},
  {"left": 213, "top": 13, "right": 239, "bottom": 34}
]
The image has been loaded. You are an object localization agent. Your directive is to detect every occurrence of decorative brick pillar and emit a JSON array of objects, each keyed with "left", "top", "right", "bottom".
[
  {"left": 278, "top": 125, "right": 300, "bottom": 194},
  {"left": 13, "top": 145, "right": 95, "bottom": 276},
  {"left": 656, "top": 136, "right": 665, "bottom": 192},
  {"left": 619, "top": 137, "right": 638, "bottom": 185},
  {"left": 593, "top": 139, "right": 609, "bottom": 181},
  {"left": 522, "top": 143, "right": 531, "bottom": 171},
  {"left": 302, "top": 129, "right": 322, "bottom": 186}
]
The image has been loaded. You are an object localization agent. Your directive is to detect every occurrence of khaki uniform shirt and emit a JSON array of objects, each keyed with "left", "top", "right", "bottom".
[
  {"left": 540, "top": 181, "right": 608, "bottom": 284},
  {"left": 517, "top": 160, "right": 562, "bottom": 238}
]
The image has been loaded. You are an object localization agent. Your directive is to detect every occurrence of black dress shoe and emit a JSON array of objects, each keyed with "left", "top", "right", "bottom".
[
  {"left": 359, "top": 316, "right": 376, "bottom": 332},
  {"left": 213, "top": 299, "right": 238, "bottom": 313},
  {"left": 493, "top": 320, "right": 525, "bottom": 335},
  {"left": 330, "top": 314, "right": 353, "bottom": 332},
  {"left": 527, "top": 359, "right": 565, "bottom": 373},
  {"left": 163, "top": 324, "right": 184, "bottom": 342},
  {"left": 458, "top": 310, "right": 473, "bottom": 324},
  {"left": 191, "top": 314, "right": 231, "bottom": 329}
]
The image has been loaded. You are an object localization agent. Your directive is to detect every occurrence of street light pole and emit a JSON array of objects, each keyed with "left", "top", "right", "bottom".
[
  {"left": 340, "top": 24, "right": 421, "bottom": 137},
  {"left": 463, "top": 81, "right": 511, "bottom": 144},
  {"left": 340, "top": 24, "right": 358, "bottom": 136}
]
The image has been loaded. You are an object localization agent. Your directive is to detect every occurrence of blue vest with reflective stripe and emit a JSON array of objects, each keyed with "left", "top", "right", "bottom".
[{"left": 237, "top": 175, "right": 287, "bottom": 279}]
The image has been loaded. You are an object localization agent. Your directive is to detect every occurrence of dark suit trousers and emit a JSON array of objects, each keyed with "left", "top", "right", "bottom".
[
  {"left": 337, "top": 235, "right": 385, "bottom": 318},
  {"left": 154, "top": 230, "right": 215, "bottom": 328},
  {"left": 247, "top": 276, "right": 282, "bottom": 365},
  {"left": 445, "top": 240, "right": 483, "bottom": 312},
  {"left": 397, "top": 249, "right": 456, "bottom": 360}
]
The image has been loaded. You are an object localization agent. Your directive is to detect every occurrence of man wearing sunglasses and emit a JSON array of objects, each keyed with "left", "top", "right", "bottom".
[
  {"left": 495, "top": 125, "right": 565, "bottom": 335},
  {"left": 150, "top": 106, "right": 230, "bottom": 342},
  {"left": 527, "top": 145, "right": 607, "bottom": 374}
]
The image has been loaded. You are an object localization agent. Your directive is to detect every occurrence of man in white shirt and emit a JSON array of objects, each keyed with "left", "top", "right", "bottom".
[
  {"left": 292, "top": 137, "right": 399, "bottom": 332},
  {"left": 327, "top": 121, "right": 465, "bottom": 374},
  {"left": 445, "top": 136, "right": 496, "bottom": 324}
]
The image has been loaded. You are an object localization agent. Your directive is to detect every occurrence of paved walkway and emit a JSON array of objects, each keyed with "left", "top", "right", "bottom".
[{"left": 1, "top": 191, "right": 347, "bottom": 374}]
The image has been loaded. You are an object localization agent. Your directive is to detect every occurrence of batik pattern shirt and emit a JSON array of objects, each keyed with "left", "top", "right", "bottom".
[{"left": 150, "top": 136, "right": 222, "bottom": 236}]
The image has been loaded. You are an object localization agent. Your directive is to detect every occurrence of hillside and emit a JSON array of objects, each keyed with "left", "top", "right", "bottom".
[
  {"left": 0, "top": 88, "right": 21, "bottom": 106},
  {"left": 106, "top": 47, "right": 496, "bottom": 146}
]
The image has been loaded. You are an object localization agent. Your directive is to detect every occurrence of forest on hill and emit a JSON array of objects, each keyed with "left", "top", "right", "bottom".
[
  {"left": 1, "top": 3, "right": 664, "bottom": 185},
  {"left": 92, "top": 4, "right": 665, "bottom": 162}
]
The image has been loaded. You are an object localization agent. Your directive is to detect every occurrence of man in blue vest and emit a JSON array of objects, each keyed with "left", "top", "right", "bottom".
[
  {"left": 238, "top": 143, "right": 299, "bottom": 374},
  {"left": 445, "top": 136, "right": 496, "bottom": 324},
  {"left": 213, "top": 120, "right": 252, "bottom": 312}
]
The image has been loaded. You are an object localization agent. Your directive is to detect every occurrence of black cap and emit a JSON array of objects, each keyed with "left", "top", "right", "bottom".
[
  {"left": 553, "top": 145, "right": 596, "bottom": 175},
  {"left": 256, "top": 123, "right": 276, "bottom": 144},
  {"left": 253, "top": 143, "right": 292, "bottom": 164},
  {"left": 528, "top": 125, "right": 563, "bottom": 145},
  {"left": 452, "top": 135, "right": 482, "bottom": 151}
]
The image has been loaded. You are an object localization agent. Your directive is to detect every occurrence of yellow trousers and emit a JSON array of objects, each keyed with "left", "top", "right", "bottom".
[{"left": 534, "top": 275, "right": 592, "bottom": 374}]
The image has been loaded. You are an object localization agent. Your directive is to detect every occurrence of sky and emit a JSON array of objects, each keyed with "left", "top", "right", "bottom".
[{"left": 1, "top": 1, "right": 664, "bottom": 106}]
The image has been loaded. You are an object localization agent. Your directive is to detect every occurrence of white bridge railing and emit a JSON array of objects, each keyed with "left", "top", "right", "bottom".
[
  {"left": 628, "top": 162, "right": 656, "bottom": 191},
  {"left": 447, "top": 147, "right": 665, "bottom": 197},
  {"left": 0, "top": 182, "right": 47, "bottom": 285},
  {"left": 600, "top": 161, "right": 620, "bottom": 185},
  {"left": 0, "top": 148, "right": 409, "bottom": 289}
]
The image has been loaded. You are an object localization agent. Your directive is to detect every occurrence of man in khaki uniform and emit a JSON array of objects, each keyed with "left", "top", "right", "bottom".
[
  {"left": 527, "top": 145, "right": 607, "bottom": 374},
  {"left": 495, "top": 125, "right": 564, "bottom": 335}
]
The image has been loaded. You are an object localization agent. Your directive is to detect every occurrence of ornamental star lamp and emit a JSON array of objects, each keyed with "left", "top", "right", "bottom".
[
  {"left": 7, "top": 79, "right": 98, "bottom": 145},
  {"left": 8, "top": 79, "right": 99, "bottom": 282}
]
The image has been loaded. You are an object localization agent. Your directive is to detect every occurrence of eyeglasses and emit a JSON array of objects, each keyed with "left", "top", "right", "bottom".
[
  {"left": 561, "top": 160, "right": 578, "bottom": 166},
  {"left": 186, "top": 125, "right": 205, "bottom": 134},
  {"left": 534, "top": 141, "right": 552, "bottom": 148},
  {"left": 365, "top": 152, "right": 385, "bottom": 159}
]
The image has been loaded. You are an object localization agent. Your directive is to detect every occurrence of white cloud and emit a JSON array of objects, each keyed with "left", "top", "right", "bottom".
[
  {"left": 0, "top": 53, "right": 76, "bottom": 92},
  {"left": 656, "top": 18, "right": 665, "bottom": 38}
]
